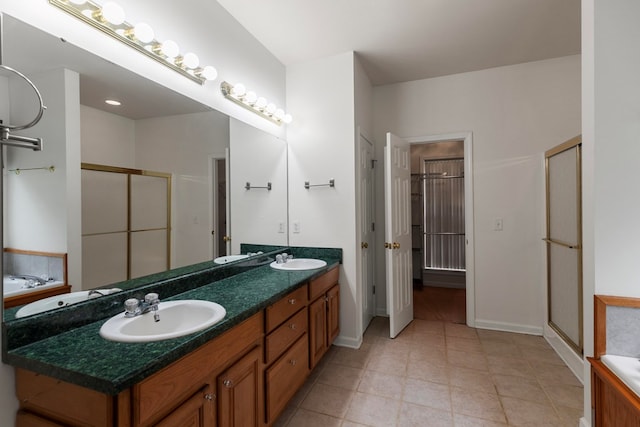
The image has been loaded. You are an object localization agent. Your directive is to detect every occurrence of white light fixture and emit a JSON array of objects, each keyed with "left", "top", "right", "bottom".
[
  {"left": 127, "top": 22, "right": 154, "bottom": 44},
  {"left": 49, "top": 0, "right": 218, "bottom": 85},
  {"left": 105, "top": 99, "right": 121, "bottom": 106},
  {"left": 220, "top": 81, "right": 292, "bottom": 126},
  {"left": 99, "top": 2, "right": 125, "bottom": 25}
]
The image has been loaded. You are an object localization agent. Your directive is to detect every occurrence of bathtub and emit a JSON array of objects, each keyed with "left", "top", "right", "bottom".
[{"left": 3, "top": 276, "right": 65, "bottom": 298}]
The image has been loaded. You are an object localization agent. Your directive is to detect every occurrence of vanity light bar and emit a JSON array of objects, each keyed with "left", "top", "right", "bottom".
[
  {"left": 220, "top": 81, "right": 292, "bottom": 126},
  {"left": 49, "top": 0, "right": 218, "bottom": 85}
]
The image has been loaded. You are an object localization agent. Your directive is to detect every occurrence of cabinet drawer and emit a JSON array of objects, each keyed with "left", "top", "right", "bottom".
[
  {"left": 265, "top": 307, "right": 308, "bottom": 364},
  {"left": 266, "top": 286, "right": 308, "bottom": 332},
  {"left": 265, "top": 335, "right": 309, "bottom": 423},
  {"left": 308, "top": 267, "right": 339, "bottom": 301}
]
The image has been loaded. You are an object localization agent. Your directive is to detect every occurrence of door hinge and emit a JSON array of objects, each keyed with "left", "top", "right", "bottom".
[
  {"left": 373, "top": 286, "right": 376, "bottom": 294},
  {"left": 371, "top": 159, "right": 377, "bottom": 169},
  {"left": 371, "top": 222, "right": 375, "bottom": 232}
]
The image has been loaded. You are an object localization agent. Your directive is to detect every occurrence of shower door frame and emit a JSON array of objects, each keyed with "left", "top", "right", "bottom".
[{"left": 545, "top": 135, "right": 583, "bottom": 356}]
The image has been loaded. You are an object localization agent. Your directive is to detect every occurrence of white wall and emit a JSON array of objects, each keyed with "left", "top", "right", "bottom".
[
  {"left": 81, "top": 106, "right": 136, "bottom": 167},
  {"left": 230, "top": 118, "right": 288, "bottom": 252},
  {"left": 0, "top": 0, "right": 286, "bottom": 138},
  {"left": 287, "top": 52, "right": 361, "bottom": 347},
  {"left": 372, "top": 55, "right": 581, "bottom": 333},
  {"left": 581, "top": 1, "right": 640, "bottom": 425},
  {"left": 135, "top": 110, "right": 229, "bottom": 268}
]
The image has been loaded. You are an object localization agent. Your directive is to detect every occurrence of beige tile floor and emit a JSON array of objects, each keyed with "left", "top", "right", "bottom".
[{"left": 274, "top": 317, "right": 584, "bottom": 427}]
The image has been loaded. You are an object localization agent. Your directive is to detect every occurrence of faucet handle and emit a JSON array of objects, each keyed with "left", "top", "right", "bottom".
[
  {"left": 124, "top": 298, "right": 140, "bottom": 316},
  {"left": 144, "top": 293, "right": 160, "bottom": 304}
]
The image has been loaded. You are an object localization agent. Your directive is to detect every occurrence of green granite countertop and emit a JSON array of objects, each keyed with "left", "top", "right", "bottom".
[{"left": 5, "top": 258, "right": 339, "bottom": 395}]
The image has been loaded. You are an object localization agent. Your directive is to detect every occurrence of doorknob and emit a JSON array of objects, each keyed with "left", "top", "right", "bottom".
[
  {"left": 361, "top": 242, "right": 369, "bottom": 249},
  {"left": 384, "top": 242, "right": 391, "bottom": 249},
  {"left": 223, "top": 236, "right": 231, "bottom": 242},
  {"left": 392, "top": 242, "right": 400, "bottom": 249}
]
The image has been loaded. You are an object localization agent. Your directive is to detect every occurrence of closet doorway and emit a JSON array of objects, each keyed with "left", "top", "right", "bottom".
[{"left": 410, "top": 139, "right": 466, "bottom": 323}]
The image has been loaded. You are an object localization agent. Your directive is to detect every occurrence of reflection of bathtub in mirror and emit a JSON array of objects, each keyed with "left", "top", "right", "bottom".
[{"left": 4, "top": 275, "right": 68, "bottom": 308}]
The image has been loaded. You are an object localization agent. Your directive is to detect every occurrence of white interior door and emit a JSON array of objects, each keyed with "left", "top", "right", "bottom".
[
  {"left": 385, "top": 132, "right": 413, "bottom": 338},
  {"left": 359, "top": 133, "right": 375, "bottom": 332}
]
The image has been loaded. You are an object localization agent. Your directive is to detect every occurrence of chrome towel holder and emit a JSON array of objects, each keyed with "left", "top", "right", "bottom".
[
  {"left": 0, "top": 64, "right": 46, "bottom": 151},
  {"left": 304, "top": 179, "right": 335, "bottom": 189},
  {"left": 245, "top": 182, "right": 272, "bottom": 190}
]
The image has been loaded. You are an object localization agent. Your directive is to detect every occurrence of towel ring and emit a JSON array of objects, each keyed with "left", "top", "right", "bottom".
[{"left": 0, "top": 65, "right": 46, "bottom": 131}]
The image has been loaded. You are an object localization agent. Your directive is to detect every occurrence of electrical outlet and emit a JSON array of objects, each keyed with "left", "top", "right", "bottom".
[
  {"left": 278, "top": 222, "right": 285, "bottom": 233},
  {"left": 293, "top": 222, "right": 301, "bottom": 233},
  {"left": 494, "top": 218, "right": 503, "bottom": 231}
]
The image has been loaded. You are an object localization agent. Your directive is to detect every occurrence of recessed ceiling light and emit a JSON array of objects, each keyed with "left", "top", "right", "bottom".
[{"left": 105, "top": 99, "right": 122, "bottom": 106}]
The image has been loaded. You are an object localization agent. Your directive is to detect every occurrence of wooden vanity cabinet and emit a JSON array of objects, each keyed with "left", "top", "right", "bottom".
[
  {"left": 308, "top": 267, "right": 340, "bottom": 370},
  {"left": 264, "top": 286, "right": 309, "bottom": 425},
  {"left": 14, "top": 266, "right": 341, "bottom": 427},
  {"left": 590, "top": 358, "right": 640, "bottom": 426}
]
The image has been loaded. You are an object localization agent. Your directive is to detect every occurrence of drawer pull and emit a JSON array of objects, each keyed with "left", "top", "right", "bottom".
[
  {"left": 223, "top": 379, "right": 233, "bottom": 388},
  {"left": 289, "top": 359, "right": 297, "bottom": 366},
  {"left": 289, "top": 323, "right": 296, "bottom": 330},
  {"left": 288, "top": 298, "right": 297, "bottom": 305},
  {"left": 204, "top": 393, "right": 215, "bottom": 401}
]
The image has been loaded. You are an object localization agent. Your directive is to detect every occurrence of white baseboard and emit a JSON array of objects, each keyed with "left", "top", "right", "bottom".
[
  {"left": 579, "top": 416, "right": 590, "bottom": 427},
  {"left": 333, "top": 334, "right": 363, "bottom": 349},
  {"left": 544, "top": 325, "right": 584, "bottom": 384},
  {"left": 375, "top": 308, "right": 388, "bottom": 317},
  {"left": 474, "top": 319, "right": 544, "bottom": 336}
]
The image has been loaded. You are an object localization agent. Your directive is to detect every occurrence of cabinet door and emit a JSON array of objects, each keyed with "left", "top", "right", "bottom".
[
  {"left": 217, "top": 347, "right": 262, "bottom": 427},
  {"left": 155, "top": 385, "right": 215, "bottom": 427},
  {"left": 327, "top": 285, "right": 340, "bottom": 346},
  {"left": 308, "top": 297, "right": 327, "bottom": 369}
]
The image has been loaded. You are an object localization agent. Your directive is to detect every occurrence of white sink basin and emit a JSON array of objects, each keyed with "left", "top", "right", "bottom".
[
  {"left": 270, "top": 258, "right": 327, "bottom": 271},
  {"left": 15, "top": 288, "right": 122, "bottom": 318},
  {"left": 99, "top": 300, "right": 226, "bottom": 343},
  {"left": 214, "top": 254, "right": 248, "bottom": 264}
]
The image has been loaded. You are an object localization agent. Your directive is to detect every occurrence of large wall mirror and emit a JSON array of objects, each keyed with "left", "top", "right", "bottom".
[{"left": 1, "top": 14, "right": 289, "bottom": 320}]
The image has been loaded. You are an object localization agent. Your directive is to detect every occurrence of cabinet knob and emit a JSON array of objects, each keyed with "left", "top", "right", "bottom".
[
  {"left": 289, "top": 359, "right": 297, "bottom": 366},
  {"left": 289, "top": 323, "right": 296, "bottom": 330},
  {"left": 223, "top": 379, "right": 233, "bottom": 388},
  {"left": 204, "top": 393, "right": 215, "bottom": 401},
  {"left": 288, "top": 298, "right": 296, "bottom": 305}
]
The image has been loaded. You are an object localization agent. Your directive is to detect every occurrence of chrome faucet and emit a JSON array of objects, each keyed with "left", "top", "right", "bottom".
[
  {"left": 275, "top": 253, "right": 293, "bottom": 264},
  {"left": 124, "top": 293, "right": 160, "bottom": 322}
]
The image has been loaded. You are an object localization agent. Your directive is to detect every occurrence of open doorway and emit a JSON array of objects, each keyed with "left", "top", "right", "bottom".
[
  {"left": 211, "top": 156, "right": 228, "bottom": 259},
  {"left": 410, "top": 140, "right": 466, "bottom": 324}
]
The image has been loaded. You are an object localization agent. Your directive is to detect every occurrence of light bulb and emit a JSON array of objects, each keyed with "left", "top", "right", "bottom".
[
  {"left": 245, "top": 91, "right": 257, "bottom": 104},
  {"left": 232, "top": 83, "right": 246, "bottom": 97},
  {"left": 283, "top": 114, "right": 293, "bottom": 124},
  {"left": 101, "top": 2, "right": 125, "bottom": 25},
  {"left": 199, "top": 66, "right": 218, "bottom": 81},
  {"left": 133, "top": 22, "right": 154, "bottom": 44},
  {"left": 69, "top": 0, "right": 87, "bottom": 4},
  {"left": 160, "top": 40, "right": 179, "bottom": 59},
  {"left": 274, "top": 109, "right": 285, "bottom": 120},
  {"left": 266, "top": 103, "right": 277, "bottom": 114},
  {"left": 255, "top": 97, "right": 267, "bottom": 109},
  {"left": 182, "top": 53, "right": 199, "bottom": 69}
]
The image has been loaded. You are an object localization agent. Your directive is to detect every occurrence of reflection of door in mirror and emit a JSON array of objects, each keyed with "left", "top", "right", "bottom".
[
  {"left": 211, "top": 157, "right": 228, "bottom": 259},
  {"left": 81, "top": 164, "right": 171, "bottom": 289}
]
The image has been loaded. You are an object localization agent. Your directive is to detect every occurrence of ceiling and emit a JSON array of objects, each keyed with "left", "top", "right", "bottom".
[{"left": 216, "top": 0, "right": 581, "bottom": 86}]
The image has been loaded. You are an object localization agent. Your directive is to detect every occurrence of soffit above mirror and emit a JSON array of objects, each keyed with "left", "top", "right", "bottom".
[{"left": 2, "top": 15, "right": 212, "bottom": 120}]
